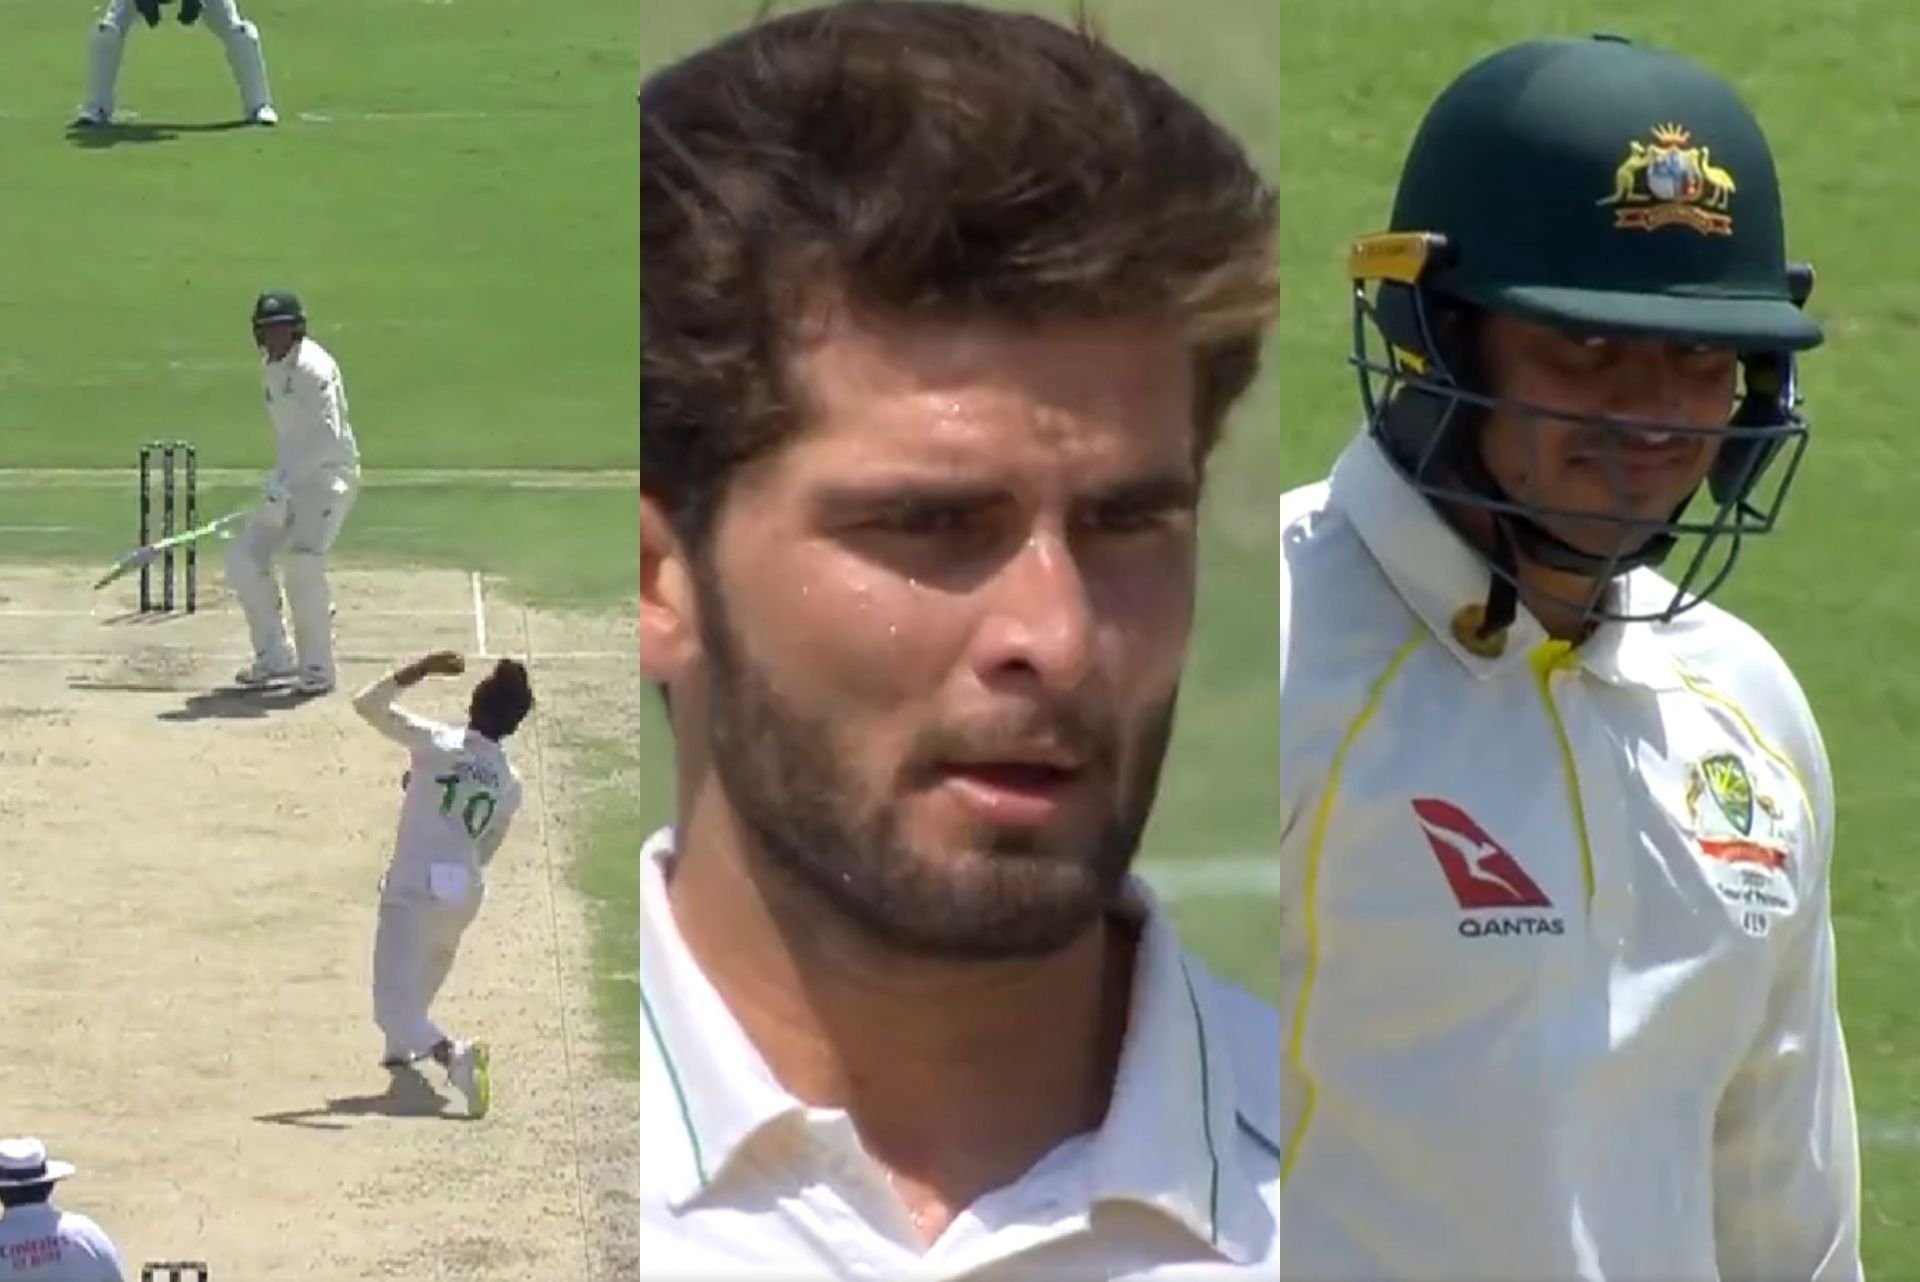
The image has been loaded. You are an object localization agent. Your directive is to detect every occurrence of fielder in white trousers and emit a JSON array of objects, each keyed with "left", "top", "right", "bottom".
[{"left": 79, "top": 0, "right": 277, "bottom": 126}]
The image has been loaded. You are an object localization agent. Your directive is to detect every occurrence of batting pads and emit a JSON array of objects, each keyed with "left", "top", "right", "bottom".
[{"left": 225, "top": 474, "right": 358, "bottom": 678}]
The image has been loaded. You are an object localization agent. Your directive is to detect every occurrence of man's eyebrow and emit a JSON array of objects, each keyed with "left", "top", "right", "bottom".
[
  {"left": 811, "top": 478, "right": 1011, "bottom": 508},
  {"left": 1078, "top": 472, "right": 1202, "bottom": 509},
  {"left": 809, "top": 470, "right": 1200, "bottom": 510}
]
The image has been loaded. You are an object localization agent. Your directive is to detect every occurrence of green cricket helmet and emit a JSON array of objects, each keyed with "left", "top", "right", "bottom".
[
  {"left": 1349, "top": 34, "right": 1821, "bottom": 639},
  {"left": 251, "top": 289, "right": 306, "bottom": 342}
]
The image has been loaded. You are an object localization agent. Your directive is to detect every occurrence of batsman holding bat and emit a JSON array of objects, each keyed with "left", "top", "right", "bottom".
[
  {"left": 353, "top": 649, "right": 535, "bottom": 1119},
  {"left": 227, "top": 290, "right": 361, "bottom": 695},
  {"left": 75, "top": 0, "right": 277, "bottom": 128}
]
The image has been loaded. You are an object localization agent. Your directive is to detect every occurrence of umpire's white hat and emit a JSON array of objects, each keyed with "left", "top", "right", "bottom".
[{"left": 0, "top": 1138, "right": 75, "bottom": 1186}]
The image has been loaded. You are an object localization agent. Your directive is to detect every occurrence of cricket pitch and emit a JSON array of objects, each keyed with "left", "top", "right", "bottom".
[{"left": 0, "top": 564, "right": 637, "bottom": 1281}]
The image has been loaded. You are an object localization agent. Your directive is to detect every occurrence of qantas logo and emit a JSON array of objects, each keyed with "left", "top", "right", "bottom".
[
  {"left": 1411, "top": 798, "right": 1551, "bottom": 907},
  {"left": 1410, "top": 798, "right": 1565, "bottom": 938}
]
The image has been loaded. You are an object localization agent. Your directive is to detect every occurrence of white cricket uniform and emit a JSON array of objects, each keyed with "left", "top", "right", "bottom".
[
  {"left": 82, "top": 0, "right": 273, "bottom": 121},
  {"left": 1278, "top": 432, "right": 1861, "bottom": 1281},
  {"left": 226, "top": 336, "right": 362, "bottom": 682},
  {"left": 0, "top": 1204, "right": 125, "bottom": 1281},
  {"left": 353, "top": 675, "right": 523, "bottom": 1060},
  {"left": 639, "top": 826, "right": 1281, "bottom": 1280}
]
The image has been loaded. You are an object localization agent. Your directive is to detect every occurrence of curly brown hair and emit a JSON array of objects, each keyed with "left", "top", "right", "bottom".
[{"left": 641, "top": 0, "right": 1278, "bottom": 544}]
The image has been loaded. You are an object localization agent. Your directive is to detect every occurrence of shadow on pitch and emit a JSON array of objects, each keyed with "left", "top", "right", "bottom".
[
  {"left": 65, "top": 119, "right": 251, "bottom": 150},
  {"left": 62, "top": 680, "right": 322, "bottom": 720},
  {"left": 149, "top": 679, "right": 324, "bottom": 721},
  {"left": 153, "top": 685, "right": 327, "bottom": 721},
  {"left": 253, "top": 1068, "right": 465, "bottom": 1131}
]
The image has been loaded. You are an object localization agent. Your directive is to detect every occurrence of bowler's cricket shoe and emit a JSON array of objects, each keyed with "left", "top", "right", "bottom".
[
  {"left": 449, "top": 1040, "right": 491, "bottom": 1118},
  {"left": 71, "top": 108, "right": 111, "bottom": 128},
  {"left": 234, "top": 655, "right": 296, "bottom": 687},
  {"left": 247, "top": 106, "right": 279, "bottom": 127},
  {"left": 295, "top": 666, "right": 336, "bottom": 696}
]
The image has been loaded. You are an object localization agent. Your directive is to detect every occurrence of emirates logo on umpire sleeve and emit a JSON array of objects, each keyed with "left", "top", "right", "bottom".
[{"left": 1411, "top": 799, "right": 1567, "bottom": 938}]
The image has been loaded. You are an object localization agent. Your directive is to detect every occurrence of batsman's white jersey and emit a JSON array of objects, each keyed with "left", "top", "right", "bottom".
[
  {"left": 264, "top": 337, "right": 360, "bottom": 485},
  {"left": 1278, "top": 432, "right": 1861, "bottom": 1281},
  {"left": 82, "top": 0, "right": 273, "bottom": 122},
  {"left": 0, "top": 1205, "right": 125, "bottom": 1281},
  {"left": 354, "top": 675, "right": 523, "bottom": 1059},
  {"left": 227, "top": 336, "right": 361, "bottom": 688}
]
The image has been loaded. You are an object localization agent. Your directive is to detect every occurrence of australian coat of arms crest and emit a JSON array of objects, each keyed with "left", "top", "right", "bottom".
[
  {"left": 1597, "top": 123, "right": 1736, "bottom": 235},
  {"left": 1683, "top": 751, "right": 1798, "bottom": 937}
]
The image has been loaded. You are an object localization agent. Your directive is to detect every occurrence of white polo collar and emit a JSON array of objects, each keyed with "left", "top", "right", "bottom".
[
  {"left": 1330, "top": 431, "right": 1684, "bottom": 691},
  {"left": 639, "top": 826, "right": 1272, "bottom": 1263}
]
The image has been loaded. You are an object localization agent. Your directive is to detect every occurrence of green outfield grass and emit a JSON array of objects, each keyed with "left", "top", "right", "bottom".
[
  {"left": 3, "top": 0, "right": 642, "bottom": 1069},
  {"left": 637, "top": 0, "right": 1283, "bottom": 1003},
  {"left": 1281, "top": 1, "right": 1920, "bottom": 1269},
  {"left": 1, "top": 0, "right": 636, "bottom": 472}
]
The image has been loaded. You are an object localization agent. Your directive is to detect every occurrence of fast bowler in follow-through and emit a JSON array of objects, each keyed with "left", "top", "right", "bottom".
[
  {"left": 353, "top": 649, "right": 535, "bottom": 1119},
  {"left": 226, "top": 290, "right": 362, "bottom": 696}
]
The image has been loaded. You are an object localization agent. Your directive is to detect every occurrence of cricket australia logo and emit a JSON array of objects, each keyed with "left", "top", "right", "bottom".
[
  {"left": 1597, "top": 123, "right": 1735, "bottom": 236},
  {"left": 1684, "top": 751, "right": 1797, "bottom": 937}
]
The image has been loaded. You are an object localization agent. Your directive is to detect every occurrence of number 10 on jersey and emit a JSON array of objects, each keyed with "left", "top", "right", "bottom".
[{"left": 435, "top": 772, "right": 498, "bottom": 839}]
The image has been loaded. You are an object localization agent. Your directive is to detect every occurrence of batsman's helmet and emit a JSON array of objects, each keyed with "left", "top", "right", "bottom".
[
  {"left": 1348, "top": 34, "right": 1820, "bottom": 642},
  {"left": 251, "top": 289, "right": 306, "bottom": 339}
]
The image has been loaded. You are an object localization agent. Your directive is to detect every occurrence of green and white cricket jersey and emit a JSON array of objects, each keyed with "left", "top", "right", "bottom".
[
  {"left": 352, "top": 675, "right": 523, "bottom": 899},
  {"left": 262, "top": 336, "right": 359, "bottom": 489},
  {"left": 639, "top": 828, "right": 1281, "bottom": 1279},
  {"left": 1278, "top": 432, "right": 1861, "bottom": 1281}
]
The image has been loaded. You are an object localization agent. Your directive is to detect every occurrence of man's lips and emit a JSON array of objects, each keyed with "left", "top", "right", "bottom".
[
  {"left": 934, "top": 756, "right": 1087, "bottom": 826},
  {"left": 1570, "top": 432, "right": 1700, "bottom": 485}
]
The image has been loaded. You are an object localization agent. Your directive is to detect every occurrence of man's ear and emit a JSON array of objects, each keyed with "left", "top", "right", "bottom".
[{"left": 641, "top": 495, "right": 701, "bottom": 687}]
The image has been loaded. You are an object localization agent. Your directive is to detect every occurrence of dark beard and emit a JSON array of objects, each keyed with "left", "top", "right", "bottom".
[{"left": 695, "top": 567, "right": 1176, "bottom": 961}]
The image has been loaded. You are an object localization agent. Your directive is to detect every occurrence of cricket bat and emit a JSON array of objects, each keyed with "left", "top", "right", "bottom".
[{"left": 93, "top": 510, "right": 247, "bottom": 590}]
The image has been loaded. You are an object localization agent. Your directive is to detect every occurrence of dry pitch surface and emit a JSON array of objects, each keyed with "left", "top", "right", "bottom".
[{"left": 0, "top": 564, "right": 637, "bottom": 1281}]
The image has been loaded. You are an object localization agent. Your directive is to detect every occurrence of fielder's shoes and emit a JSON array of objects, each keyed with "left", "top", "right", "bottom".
[
  {"left": 448, "top": 1040, "right": 491, "bottom": 1119},
  {"left": 295, "top": 667, "right": 335, "bottom": 696},
  {"left": 233, "top": 656, "right": 296, "bottom": 687},
  {"left": 247, "top": 105, "right": 279, "bottom": 127},
  {"left": 71, "top": 108, "right": 111, "bottom": 128}
]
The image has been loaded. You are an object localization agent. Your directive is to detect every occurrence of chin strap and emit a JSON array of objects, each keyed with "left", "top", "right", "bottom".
[{"left": 1446, "top": 443, "right": 1688, "bottom": 652}]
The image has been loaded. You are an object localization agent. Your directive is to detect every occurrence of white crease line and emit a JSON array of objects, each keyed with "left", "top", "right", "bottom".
[
  {"left": 471, "top": 571, "right": 488, "bottom": 657},
  {"left": 296, "top": 109, "right": 496, "bottom": 124},
  {"left": 0, "top": 650, "right": 629, "bottom": 663},
  {"left": 1864, "top": 1119, "right": 1920, "bottom": 1148},
  {"left": 1137, "top": 855, "right": 1280, "bottom": 900},
  {"left": 0, "top": 608, "right": 473, "bottom": 618},
  {"left": 0, "top": 468, "right": 636, "bottom": 489}
]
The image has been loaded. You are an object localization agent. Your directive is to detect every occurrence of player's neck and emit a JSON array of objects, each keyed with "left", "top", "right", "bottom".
[
  {"left": 667, "top": 797, "right": 1132, "bottom": 1240},
  {"left": 1513, "top": 558, "right": 1607, "bottom": 642},
  {"left": 1445, "top": 501, "right": 1607, "bottom": 643}
]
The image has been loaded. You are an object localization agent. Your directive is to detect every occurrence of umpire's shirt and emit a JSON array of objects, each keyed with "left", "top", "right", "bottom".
[{"left": 1279, "top": 431, "right": 1861, "bottom": 1281}]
